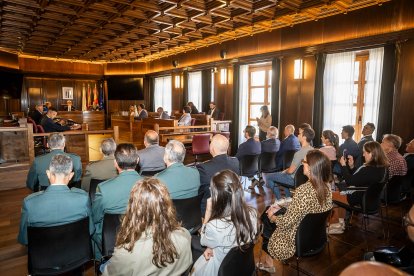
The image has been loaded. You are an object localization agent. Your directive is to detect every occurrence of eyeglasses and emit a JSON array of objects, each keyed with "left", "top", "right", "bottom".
[{"left": 403, "top": 214, "right": 414, "bottom": 228}]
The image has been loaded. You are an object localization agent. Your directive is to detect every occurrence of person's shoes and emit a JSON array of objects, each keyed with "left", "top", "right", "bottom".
[
  {"left": 256, "top": 262, "right": 276, "bottom": 273},
  {"left": 273, "top": 198, "right": 286, "bottom": 206},
  {"left": 284, "top": 197, "right": 292, "bottom": 203},
  {"left": 327, "top": 224, "right": 344, "bottom": 234}
]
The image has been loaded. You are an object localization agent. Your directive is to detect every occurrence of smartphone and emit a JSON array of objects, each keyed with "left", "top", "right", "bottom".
[{"left": 343, "top": 149, "right": 348, "bottom": 158}]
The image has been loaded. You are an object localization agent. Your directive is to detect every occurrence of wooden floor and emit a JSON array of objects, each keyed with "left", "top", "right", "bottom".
[{"left": 0, "top": 179, "right": 411, "bottom": 275}]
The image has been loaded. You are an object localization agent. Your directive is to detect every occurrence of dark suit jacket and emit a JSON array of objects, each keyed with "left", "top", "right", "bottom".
[
  {"left": 190, "top": 106, "right": 199, "bottom": 114},
  {"left": 261, "top": 138, "right": 281, "bottom": 153},
  {"left": 357, "top": 135, "right": 374, "bottom": 152},
  {"left": 136, "top": 109, "right": 148, "bottom": 120},
  {"left": 207, "top": 108, "right": 220, "bottom": 120},
  {"left": 197, "top": 154, "right": 240, "bottom": 216},
  {"left": 40, "top": 116, "right": 70, "bottom": 133},
  {"left": 235, "top": 138, "right": 261, "bottom": 160},
  {"left": 406, "top": 154, "right": 414, "bottom": 171},
  {"left": 276, "top": 134, "right": 300, "bottom": 169},
  {"left": 18, "top": 185, "right": 93, "bottom": 245},
  {"left": 29, "top": 110, "right": 43, "bottom": 125}
]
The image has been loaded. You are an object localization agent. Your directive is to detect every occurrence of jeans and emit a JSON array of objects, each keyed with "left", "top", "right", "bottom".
[{"left": 266, "top": 172, "right": 294, "bottom": 199}]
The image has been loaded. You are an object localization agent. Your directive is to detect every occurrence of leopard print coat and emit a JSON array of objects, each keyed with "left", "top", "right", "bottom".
[{"left": 267, "top": 181, "right": 332, "bottom": 260}]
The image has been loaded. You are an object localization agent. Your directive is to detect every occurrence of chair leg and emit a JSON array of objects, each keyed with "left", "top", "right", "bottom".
[
  {"left": 379, "top": 208, "right": 386, "bottom": 240},
  {"left": 296, "top": 257, "right": 300, "bottom": 276}
]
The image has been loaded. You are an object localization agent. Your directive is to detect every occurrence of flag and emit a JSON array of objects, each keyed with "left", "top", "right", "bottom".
[
  {"left": 82, "top": 83, "right": 87, "bottom": 111},
  {"left": 99, "top": 81, "right": 104, "bottom": 110},
  {"left": 93, "top": 83, "right": 98, "bottom": 105},
  {"left": 87, "top": 83, "right": 91, "bottom": 108}
]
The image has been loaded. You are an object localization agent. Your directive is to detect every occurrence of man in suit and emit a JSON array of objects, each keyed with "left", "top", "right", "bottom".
[
  {"left": 40, "top": 108, "right": 81, "bottom": 133},
  {"left": 261, "top": 126, "right": 281, "bottom": 153},
  {"left": 405, "top": 139, "right": 414, "bottom": 171},
  {"left": 157, "top": 107, "right": 170, "bottom": 119},
  {"left": 137, "top": 130, "right": 166, "bottom": 174},
  {"left": 18, "top": 154, "right": 93, "bottom": 245},
  {"left": 136, "top": 104, "right": 148, "bottom": 120},
  {"left": 207, "top": 101, "right": 220, "bottom": 120},
  {"left": 28, "top": 104, "right": 44, "bottom": 125},
  {"left": 358, "top": 122, "right": 375, "bottom": 152},
  {"left": 275, "top": 124, "right": 300, "bottom": 170},
  {"left": 197, "top": 134, "right": 239, "bottom": 217},
  {"left": 339, "top": 125, "right": 361, "bottom": 167},
  {"left": 26, "top": 133, "right": 82, "bottom": 191},
  {"left": 81, "top": 138, "right": 118, "bottom": 192},
  {"left": 92, "top": 143, "right": 142, "bottom": 257},
  {"left": 235, "top": 125, "right": 261, "bottom": 160},
  {"left": 156, "top": 140, "right": 200, "bottom": 199}
]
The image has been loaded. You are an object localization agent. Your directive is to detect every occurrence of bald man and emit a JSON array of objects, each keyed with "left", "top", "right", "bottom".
[
  {"left": 275, "top": 124, "right": 300, "bottom": 170},
  {"left": 196, "top": 134, "right": 240, "bottom": 216},
  {"left": 136, "top": 130, "right": 166, "bottom": 174}
]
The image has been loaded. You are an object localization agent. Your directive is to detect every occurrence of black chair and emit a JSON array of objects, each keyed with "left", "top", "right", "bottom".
[
  {"left": 173, "top": 194, "right": 203, "bottom": 234},
  {"left": 277, "top": 165, "right": 308, "bottom": 194},
  {"left": 217, "top": 243, "right": 256, "bottom": 276},
  {"left": 259, "top": 152, "right": 278, "bottom": 174},
  {"left": 382, "top": 175, "right": 405, "bottom": 238},
  {"left": 141, "top": 169, "right": 164, "bottom": 176},
  {"left": 239, "top": 154, "right": 260, "bottom": 190},
  {"left": 283, "top": 150, "right": 297, "bottom": 170},
  {"left": 28, "top": 217, "right": 92, "bottom": 275},
  {"left": 291, "top": 209, "right": 332, "bottom": 276},
  {"left": 89, "top": 178, "right": 105, "bottom": 202},
  {"left": 102, "top": 213, "right": 122, "bottom": 258}
]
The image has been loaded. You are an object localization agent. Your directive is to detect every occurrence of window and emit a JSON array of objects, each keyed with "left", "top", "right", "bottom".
[
  {"left": 188, "top": 71, "right": 202, "bottom": 110},
  {"left": 323, "top": 48, "right": 384, "bottom": 142},
  {"left": 154, "top": 76, "right": 172, "bottom": 114}
]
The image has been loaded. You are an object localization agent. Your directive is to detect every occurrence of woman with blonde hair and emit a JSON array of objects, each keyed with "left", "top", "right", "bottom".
[{"left": 102, "top": 178, "right": 192, "bottom": 276}]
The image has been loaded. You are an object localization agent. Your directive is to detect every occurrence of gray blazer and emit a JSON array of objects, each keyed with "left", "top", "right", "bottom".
[{"left": 137, "top": 145, "right": 166, "bottom": 173}]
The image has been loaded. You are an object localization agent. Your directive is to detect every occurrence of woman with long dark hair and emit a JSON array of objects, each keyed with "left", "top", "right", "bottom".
[
  {"left": 191, "top": 170, "right": 258, "bottom": 275},
  {"left": 257, "top": 150, "right": 332, "bottom": 272},
  {"left": 102, "top": 178, "right": 192, "bottom": 275},
  {"left": 256, "top": 105, "right": 272, "bottom": 141},
  {"left": 319, "top": 129, "right": 339, "bottom": 160}
]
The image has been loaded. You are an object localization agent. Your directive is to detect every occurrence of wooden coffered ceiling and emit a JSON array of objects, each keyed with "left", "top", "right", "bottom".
[{"left": 0, "top": 0, "right": 391, "bottom": 63}]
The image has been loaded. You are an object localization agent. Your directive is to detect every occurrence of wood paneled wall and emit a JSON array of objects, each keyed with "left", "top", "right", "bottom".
[{"left": 19, "top": 58, "right": 103, "bottom": 76}]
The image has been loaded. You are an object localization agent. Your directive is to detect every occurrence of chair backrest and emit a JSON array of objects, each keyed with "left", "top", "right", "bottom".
[
  {"left": 37, "top": 124, "right": 45, "bottom": 133},
  {"left": 363, "top": 175, "right": 387, "bottom": 214},
  {"left": 28, "top": 217, "right": 91, "bottom": 275},
  {"left": 259, "top": 152, "right": 277, "bottom": 173},
  {"left": 172, "top": 194, "right": 202, "bottom": 233},
  {"left": 27, "top": 117, "right": 38, "bottom": 133},
  {"left": 384, "top": 175, "right": 403, "bottom": 204},
  {"left": 294, "top": 165, "right": 309, "bottom": 188},
  {"left": 239, "top": 154, "right": 259, "bottom": 177},
  {"left": 89, "top": 179, "right": 105, "bottom": 202},
  {"left": 102, "top": 213, "right": 122, "bottom": 257},
  {"left": 295, "top": 209, "right": 331, "bottom": 258},
  {"left": 283, "top": 150, "right": 297, "bottom": 169},
  {"left": 401, "top": 167, "right": 414, "bottom": 193},
  {"left": 218, "top": 243, "right": 255, "bottom": 276},
  {"left": 191, "top": 134, "right": 211, "bottom": 155},
  {"left": 190, "top": 118, "right": 196, "bottom": 126},
  {"left": 141, "top": 169, "right": 164, "bottom": 176}
]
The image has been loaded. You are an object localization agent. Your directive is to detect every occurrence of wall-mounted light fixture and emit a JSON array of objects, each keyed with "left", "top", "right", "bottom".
[
  {"left": 220, "top": 49, "right": 227, "bottom": 59},
  {"left": 175, "top": 75, "right": 181, "bottom": 88},
  {"left": 172, "top": 60, "right": 179, "bottom": 68},
  {"left": 294, "top": 59, "right": 304, "bottom": 80},
  {"left": 220, "top": 68, "right": 227, "bottom": 84}
]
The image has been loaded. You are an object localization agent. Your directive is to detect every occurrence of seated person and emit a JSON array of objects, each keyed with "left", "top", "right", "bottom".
[
  {"left": 339, "top": 125, "right": 361, "bottom": 167},
  {"left": 137, "top": 130, "right": 166, "bottom": 174},
  {"left": 129, "top": 105, "right": 137, "bottom": 117},
  {"left": 102, "top": 178, "right": 192, "bottom": 276},
  {"left": 28, "top": 104, "right": 44, "bottom": 125},
  {"left": 187, "top": 101, "right": 200, "bottom": 114},
  {"left": 92, "top": 143, "right": 142, "bottom": 258},
  {"left": 26, "top": 133, "right": 82, "bottom": 191},
  {"left": 381, "top": 134, "right": 407, "bottom": 179},
  {"left": 191, "top": 170, "right": 258, "bottom": 276},
  {"left": 261, "top": 126, "right": 281, "bottom": 153},
  {"left": 156, "top": 140, "right": 200, "bottom": 199},
  {"left": 330, "top": 141, "right": 388, "bottom": 233},
  {"left": 319, "top": 130, "right": 339, "bottom": 161},
  {"left": 40, "top": 107, "right": 81, "bottom": 132},
  {"left": 157, "top": 106, "right": 170, "bottom": 119},
  {"left": 266, "top": 127, "right": 315, "bottom": 204},
  {"left": 178, "top": 106, "right": 192, "bottom": 126},
  {"left": 207, "top": 101, "right": 220, "bottom": 120},
  {"left": 136, "top": 104, "right": 148, "bottom": 120},
  {"left": 81, "top": 138, "right": 118, "bottom": 192},
  {"left": 275, "top": 124, "right": 301, "bottom": 170},
  {"left": 257, "top": 150, "right": 332, "bottom": 272},
  {"left": 197, "top": 134, "right": 239, "bottom": 217},
  {"left": 358, "top": 123, "right": 375, "bottom": 152},
  {"left": 18, "top": 154, "right": 93, "bottom": 245},
  {"left": 405, "top": 139, "right": 414, "bottom": 171},
  {"left": 235, "top": 125, "right": 261, "bottom": 160}
]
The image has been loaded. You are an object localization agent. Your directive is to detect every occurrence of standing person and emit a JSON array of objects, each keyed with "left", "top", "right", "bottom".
[
  {"left": 191, "top": 170, "right": 258, "bottom": 276},
  {"left": 81, "top": 138, "right": 118, "bottom": 192},
  {"left": 102, "top": 178, "right": 192, "bottom": 276},
  {"left": 256, "top": 105, "right": 272, "bottom": 141},
  {"left": 319, "top": 130, "right": 339, "bottom": 161},
  {"left": 136, "top": 104, "right": 148, "bottom": 120},
  {"left": 187, "top": 102, "right": 200, "bottom": 114},
  {"left": 18, "top": 154, "right": 93, "bottom": 245},
  {"left": 207, "top": 102, "right": 220, "bottom": 120},
  {"left": 257, "top": 150, "right": 332, "bottom": 272},
  {"left": 381, "top": 134, "right": 407, "bottom": 179},
  {"left": 178, "top": 106, "right": 192, "bottom": 126}
]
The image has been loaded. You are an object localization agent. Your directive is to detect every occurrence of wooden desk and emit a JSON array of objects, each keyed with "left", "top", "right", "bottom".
[
  {"left": 110, "top": 115, "right": 142, "bottom": 143},
  {"left": 58, "top": 111, "right": 105, "bottom": 131},
  {"left": 172, "top": 113, "right": 208, "bottom": 125}
]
